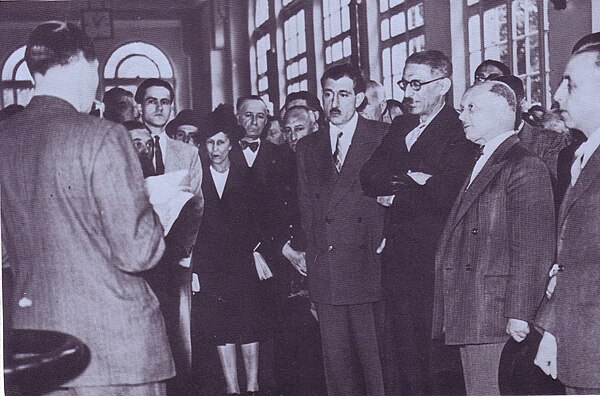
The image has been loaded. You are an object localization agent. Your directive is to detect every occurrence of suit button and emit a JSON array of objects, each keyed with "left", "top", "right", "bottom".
[
  {"left": 328, "top": 245, "right": 334, "bottom": 251},
  {"left": 325, "top": 217, "right": 333, "bottom": 224},
  {"left": 471, "top": 228, "right": 478, "bottom": 235},
  {"left": 466, "top": 264, "right": 473, "bottom": 271}
]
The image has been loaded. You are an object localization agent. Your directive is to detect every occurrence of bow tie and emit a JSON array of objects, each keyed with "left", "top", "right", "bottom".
[{"left": 240, "top": 140, "right": 259, "bottom": 152}]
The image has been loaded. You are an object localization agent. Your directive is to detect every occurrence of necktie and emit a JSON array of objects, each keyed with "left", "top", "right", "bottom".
[
  {"left": 405, "top": 122, "right": 427, "bottom": 151},
  {"left": 154, "top": 135, "right": 165, "bottom": 175},
  {"left": 333, "top": 131, "right": 344, "bottom": 173},
  {"left": 570, "top": 145, "right": 586, "bottom": 186},
  {"left": 240, "top": 140, "right": 259, "bottom": 152}
]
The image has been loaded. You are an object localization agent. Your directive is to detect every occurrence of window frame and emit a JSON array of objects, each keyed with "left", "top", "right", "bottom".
[{"left": 281, "top": 1, "right": 309, "bottom": 94}]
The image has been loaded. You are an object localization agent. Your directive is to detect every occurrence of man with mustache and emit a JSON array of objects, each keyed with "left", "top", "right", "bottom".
[
  {"left": 361, "top": 50, "right": 477, "bottom": 395},
  {"left": 135, "top": 78, "right": 203, "bottom": 395},
  {"left": 296, "top": 63, "right": 389, "bottom": 396}
]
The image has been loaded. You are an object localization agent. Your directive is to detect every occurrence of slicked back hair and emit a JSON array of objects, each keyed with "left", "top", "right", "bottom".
[
  {"left": 26, "top": 21, "right": 97, "bottom": 76},
  {"left": 474, "top": 59, "right": 511, "bottom": 77},
  {"left": 320, "top": 63, "right": 366, "bottom": 94},
  {"left": 135, "top": 78, "right": 175, "bottom": 104},
  {"left": 406, "top": 50, "right": 453, "bottom": 78},
  {"left": 573, "top": 42, "right": 600, "bottom": 69},
  {"left": 236, "top": 95, "right": 267, "bottom": 113}
]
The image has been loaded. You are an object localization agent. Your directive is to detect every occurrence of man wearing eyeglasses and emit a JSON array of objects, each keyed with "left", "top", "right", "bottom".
[
  {"left": 136, "top": 78, "right": 203, "bottom": 395},
  {"left": 361, "top": 50, "right": 477, "bottom": 395}
]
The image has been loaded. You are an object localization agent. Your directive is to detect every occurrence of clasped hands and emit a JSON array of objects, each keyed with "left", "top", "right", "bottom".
[
  {"left": 376, "top": 171, "right": 431, "bottom": 208},
  {"left": 506, "top": 319, "right": 558, "bottom": 379}
]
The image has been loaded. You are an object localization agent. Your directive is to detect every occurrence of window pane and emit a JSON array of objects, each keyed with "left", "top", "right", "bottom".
[
  {"left": 390, "top": 0, "right": 405, "bottom": 7},
  {"left": 467, "top": 0, "right": 479, "bottom": 5},
  {"left": 483, "top": 4, "right": 508, "bottom": 48},
  {"left": 299, "top": 57, "right": 307, "bottom": 74},
  {"left": 408, "top": 3, "right": 424, "bottom": 30},
  {"left": 381, "top": 19, "right": 390, "bottom": 41},
  {"left": 390, "top": 12, "right": 406, "bottom": 37},
  {"left": 300, "top": 79, "right": 308, "bottom": 91},
  {"left": 469, "top": 51, "right": 482, "bottom": 83},
  {"left": 380, "top": 0, "right": 388, "bottom": 13},
  {"left": 258, "top": 75, "right": 268, "bottom": 91},
  {"left": 326, "top": 46, "right": 333, "bottom": 64},
  {"left": 3, "top": 89, "right": 13, "bottom": 107},
  {"left": 512, "top": 0, "right": 526, "bottom": 37},
  {"left": 343, "top": 36, "right": 352, "bottom": 57},
  {"left": 2, "top": 45, "right": 26, "bottom": 80},
  {"left": 332, "top": 40, "right": 344, "bottom": 62},
  {"left": 117, "top": 55, "right": 160, "bottom": 78},
  {"left": 529, "top": 34, "right": 541, "bottom": 73},
  {"left": 383, "top": 76, "right": 393, "bottom": 99},
  {"left": 283, "top": 0, "right": 294, "bottom": 5},
  {"left": 515, "top": 38, "right": 526, "bottom": 75},
  {"left": 15, "top": 61, "right": 33, "bottom": 82},
  {"left": 342, "top": 6, "right": 351, "bottom": 32},
  {"left": 298, "top": 32, "right": 306, "bottom": 54},
  {"left": 331, "top": 11, "right": 342, "bottom": 36},
  {"left": 105, "top": 42, "right": 173, "bottom": 79},
  {"left": 16, "top": 88, "right": 33, "bottom": 106},
  {"left": 409, "top": 35, "right": 425, "bottom": 54},
  {"left": 484, "top": 43, "right": 510, "bottom": 67},
  {"left": 255, "top": 0, "right": 269, "bottom": 27},
  {"left": 391, "top": 42, "right": 407, "bottom": 75},
  {"left": 530, "top": 74, "right": 542, "bottom": 105},
  {"left": 468, "top": 15, "right": 481, "bottom": 52},
  {"left": 382, "top": 47, "right": 391, "bottom": 77}
]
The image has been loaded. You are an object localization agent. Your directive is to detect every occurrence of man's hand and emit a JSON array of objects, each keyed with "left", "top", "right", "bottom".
[
  {"left": 282, "top": 240, "right": 307, "bottom": 276},
  {"left": 377, "top": 195, "right": 395, "bottom": 207},
  {"left": 506, "top": 318, "right": 530, "bottom": 342},
  {"left": 534, "top": 331, "right": 557, "bottom": 379}
]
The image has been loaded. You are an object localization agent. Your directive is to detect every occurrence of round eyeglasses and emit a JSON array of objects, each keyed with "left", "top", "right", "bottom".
[{"left": 397, "top": 75, "right": 448, "bottom": 91}]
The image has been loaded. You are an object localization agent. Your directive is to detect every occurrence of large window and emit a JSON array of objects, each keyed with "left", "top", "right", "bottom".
[
  {"left": 103, "top": 42, "right": 174, "bottom": 101},
  {"left": 466, "top": 0, "right": 551, "bottom": 107},
  {"left": 323, "top": 0, "right": 353, "bottom": 65},
  {"left": 1, "top": 46, "right": 34, "bottom": 108},
  {"left": 284, "top": 9, "right": 308, "bottom": 94},
  {"left": 380, "top": 1, "right": 425, "bottom": 100},
  {"left": 251, "top": 0, "right": 273, "bottom": 112}
]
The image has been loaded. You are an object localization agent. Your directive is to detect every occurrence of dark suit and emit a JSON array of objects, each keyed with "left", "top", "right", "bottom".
[
  {"left": 535, "top": 139, "right": 600, "bottom": 390},
  {"left": 360, "top": 105, "right": 477, "bottom": 395},
  {"left": 0, "top": 95, "right": 173, "bottom": 387},
  {"left": 432, "top": 136, "right": 554, "bottom": 388},
  {"left": 296, "top": 115, "right": 388, "bottom": 396},
  {"left": 518, "top": 122, "right": 567, "bottom": 181}
]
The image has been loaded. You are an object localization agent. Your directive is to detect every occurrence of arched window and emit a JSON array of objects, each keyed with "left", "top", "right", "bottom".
[
  {"left": 1, "top": 45, "right": 34, "bottom": 108},
  {"left": 103, "top": 42, "right": 174, "bottom": 101}
]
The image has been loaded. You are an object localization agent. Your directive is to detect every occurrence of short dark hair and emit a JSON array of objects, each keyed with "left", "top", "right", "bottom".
[
  {"left": 320, "top": 63, "right": 366, "bottom": 94},
  {"left": 135, "top": 78, "right": 175, "bottom": 104},
  {"left": 573, "top": 42, "right": 600, "bottom": 69},
  {"left": 122, "top": 120, "right": 147, "bottom": 132},
  {"left": 284, "top": 91, "right": 323, "bottom": 112},
  {"left": 26, "top": 21, "right": 96, "bottom": 76},
  {"left": 572, "top": 32, "right": 600, "bottom": 54},
  {"left": 283, "top": 105, "right": 312, "bottom": 124},
  {"left": 103, "top": 87, "right": 135, "bottom": 123},
  {"left": 475, "top": 59, "right": 511, "bottom": 78},
  {"left": 406, "top": 50, "right": 453, "bottom": 78},
  {"left": 236, "top": 95, "right": 267, "bottom": 112}
]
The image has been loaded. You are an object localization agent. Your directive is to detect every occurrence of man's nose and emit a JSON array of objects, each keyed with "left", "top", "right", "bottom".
[{"left": 251, "top": 115, "right": 258, "bottom": 125}]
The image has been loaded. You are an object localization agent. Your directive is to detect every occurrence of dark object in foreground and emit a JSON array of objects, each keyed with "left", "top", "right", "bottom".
[
  {"left": 4, "top": 329, "right": 90, "bottom": 395},
  {"left": 499, "top": 328, "right": 565, "bottom": 395}
]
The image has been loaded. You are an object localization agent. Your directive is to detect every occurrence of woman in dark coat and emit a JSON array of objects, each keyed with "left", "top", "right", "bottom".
[{"left": 193, "top": 107, "right": 268, "bottom": 395}]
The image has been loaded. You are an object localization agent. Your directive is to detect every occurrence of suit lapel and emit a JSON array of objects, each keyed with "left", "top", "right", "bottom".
[
  {"left": 327, "top": 117, "right": 371, "bottom": 210},
  {"left": 558, "top": 147, "right": 600, "bottom": 228},
  {"left": 450, "top": 136, "right": 519, "bottom": 230}
]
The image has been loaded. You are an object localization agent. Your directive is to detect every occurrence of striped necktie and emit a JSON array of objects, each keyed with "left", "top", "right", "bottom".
[{"left": 333, "top": 131, "right": 344, "bottom": 173}]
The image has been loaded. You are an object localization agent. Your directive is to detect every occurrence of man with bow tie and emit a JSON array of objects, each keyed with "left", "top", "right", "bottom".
[
  {"left": 432, "top": 81, "right": 554, "bottom": 395},
  {"left": 361, "top": 50, "right": 477, "bottom": 395},
  {"left": 534, "top": 42, "right": 600, "bottom": 395}
]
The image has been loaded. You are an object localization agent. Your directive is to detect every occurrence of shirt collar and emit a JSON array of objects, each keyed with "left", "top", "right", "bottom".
[
  {"left": 329, "top": 111, "right": 359, "bottom": 136},
  {"left": 578, "top": 126, "right": 600, "bottom": 168},
  {"left": 480, "top": 130, "right": 518, "bottom": 158}
]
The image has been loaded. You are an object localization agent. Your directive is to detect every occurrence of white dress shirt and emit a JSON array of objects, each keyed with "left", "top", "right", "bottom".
[
  {"left": 405, "top": 104, "right": 445, "bottom": 151},
  {"left": 329, "top": 112, "right": 359, "bottom": 168},
  {"left": 210, "top": 166, "right": 229, "bottom": 198},
  {"left": 570, "top": 126, "right": 600, "bottom": 186},
  {"left": 241, "top": 138, "right": 261, "bottom": 167},
  {"left": 468, "top": 130, "right": 517, "bottom": 187}
]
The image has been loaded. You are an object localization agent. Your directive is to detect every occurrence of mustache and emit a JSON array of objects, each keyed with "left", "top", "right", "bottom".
[{"left": 329, "top": 108, "right": 341, "bottom": 115}]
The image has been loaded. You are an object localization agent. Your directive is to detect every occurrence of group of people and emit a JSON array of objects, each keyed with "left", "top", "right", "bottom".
[{"left": 3, "top": 19, "right": 600, "bottom": 396}]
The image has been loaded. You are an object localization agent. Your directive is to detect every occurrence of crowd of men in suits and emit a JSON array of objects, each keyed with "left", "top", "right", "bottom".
[{"left": 3, "top": 20, "right": 600, "bottom": 396}]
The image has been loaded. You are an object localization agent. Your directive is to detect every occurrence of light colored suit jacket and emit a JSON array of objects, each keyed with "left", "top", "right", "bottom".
[
  {"left": 0, "top": 96, "right": 174, "bottom": 386},
  {"left": 535, "top": 143, "right": 600, "bottom": 389},
  {"left": 433, "top": 136, "right": 555, "bottom": 345},
  {"left": 164, "top": 137, "right": 203, "bottom": 198}
]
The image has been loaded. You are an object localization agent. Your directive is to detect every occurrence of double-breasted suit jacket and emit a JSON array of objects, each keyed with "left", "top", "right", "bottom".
[
  {"left": 296, "top": 116, "right": 388, "bottom": 305},
  {"left": 0, "top": 96, "right": 174, "bottom": 386},
  {"left": 535, "top": 140, "right": 600, "bottom": 389},
  {"left": 433, "top": 136, "right": 555, "bottom": 345}
]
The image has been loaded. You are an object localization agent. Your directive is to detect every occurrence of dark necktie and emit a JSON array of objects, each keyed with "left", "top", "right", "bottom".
[
  {"left": 154, "top": 135, "right": 165, "bottom": 175},
  {"left": 475, "top": 145, "right": 485, "bottom": 161},
  {"left": 333, "top": 132, "right": 344, "bottom": 173},
  {"left": 240, "top": 140, "right": 259, "bottom": 152}
]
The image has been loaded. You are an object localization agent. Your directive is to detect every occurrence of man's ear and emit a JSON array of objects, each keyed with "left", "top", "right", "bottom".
[
  {"left": 236, "top": 114, "right": 243, "bottom": 126},
  {"left": 355, "top": 92, "right": 366, "bottom": 109},
  {"left": 438, "top": 78, "right": 452, "bottom": 96},
  {"left": 136, "top": 103, "right": 143, "bottom": 115}
]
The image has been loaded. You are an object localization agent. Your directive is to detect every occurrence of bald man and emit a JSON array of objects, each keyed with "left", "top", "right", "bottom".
[
  {"left": 358, "top": 80, "right": 386, "bottom": 121},
  {"left": 433, "top": 81, "right": 555, "bottom": 395},
  {"left": 284, "top": 105, "right": 319, "bottom": 153}
]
